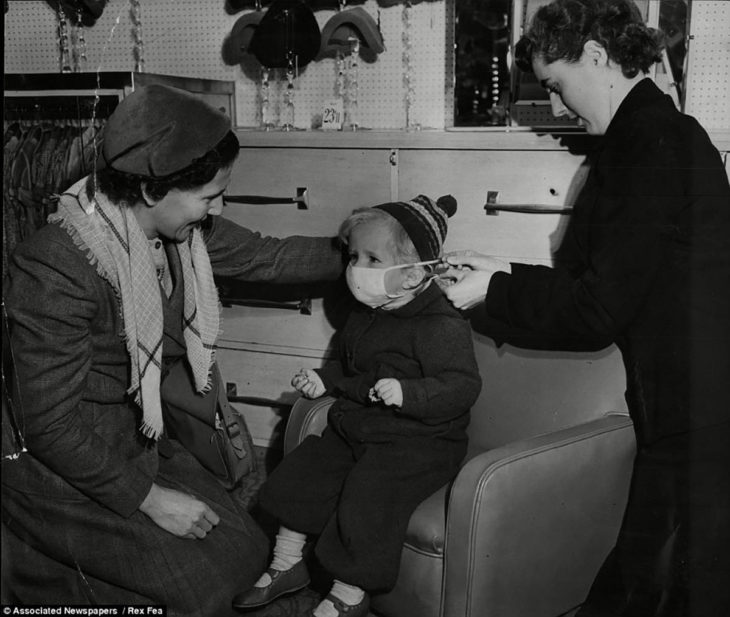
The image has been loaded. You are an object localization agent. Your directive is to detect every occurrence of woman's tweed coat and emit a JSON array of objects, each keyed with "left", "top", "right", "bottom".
[{"left": 2, "top": 209, "right": 342, "bottom": 615}]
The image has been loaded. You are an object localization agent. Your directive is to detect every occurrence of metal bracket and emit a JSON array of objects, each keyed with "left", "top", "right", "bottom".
[{"left": 484, "top": 191, "right": 500, "bottom": 215}]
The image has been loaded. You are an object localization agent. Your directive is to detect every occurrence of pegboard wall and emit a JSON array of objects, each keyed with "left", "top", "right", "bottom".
[
  {"left": 3, "top": 0, "right": 448, "bottom": 130},
  {"left": 4, "top": 0, "right": 728, "bottom": 131},
  {"left": 683, "top": 0, "right": 730, "bottom": 130}
]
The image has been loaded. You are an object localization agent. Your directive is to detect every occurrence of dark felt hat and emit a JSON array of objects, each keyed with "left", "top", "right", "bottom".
[
  {"left": 248, "top": 0, "right": 321, "bottom": 69},
  {"left": 375, "top": 194, "right": 457, "bottom": 261},
  {"left": 97, "top": 84, "right": 232, "bottom": 178},
  {"left": 44, "top": 0, "right": 107, "bottom": 26}
]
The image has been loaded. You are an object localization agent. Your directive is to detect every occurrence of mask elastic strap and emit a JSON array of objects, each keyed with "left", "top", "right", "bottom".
[
  {"left": 411, "top": 258, "right": 445, "bottom": 282},
  {"left": 384, "top": 258, "right": 443, "bottom": 299},
  {"left": 411, "top": 258, "right": 442, "bottom": 269}
]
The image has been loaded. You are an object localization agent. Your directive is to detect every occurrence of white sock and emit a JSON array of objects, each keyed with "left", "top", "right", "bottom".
[
  {"left": 313, "top": 580, "right": 365, "bottom": 617},
  {"left": 254, "top": 526, "right": 307, "bottom": 588}
]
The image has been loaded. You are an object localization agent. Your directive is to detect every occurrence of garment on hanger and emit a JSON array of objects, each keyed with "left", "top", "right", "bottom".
[{"left": 3, "top": 102, "right": 106, "bottom": 273}]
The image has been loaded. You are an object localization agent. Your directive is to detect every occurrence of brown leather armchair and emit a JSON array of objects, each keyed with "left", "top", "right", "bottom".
[{"left": 283, "top": 342, "right": 636, "bottom": 617}]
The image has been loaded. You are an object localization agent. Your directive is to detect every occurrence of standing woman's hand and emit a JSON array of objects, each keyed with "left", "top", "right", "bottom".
[
  {"left": 140, "top": 483, "right": 220, "bottom": 539},
  {"left": 440, "top": 251, "right": 511, "bottom": 310}
]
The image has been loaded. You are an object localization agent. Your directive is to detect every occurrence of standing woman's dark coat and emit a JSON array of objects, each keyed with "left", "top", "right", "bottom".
[
  {"left": 475, "top": 78, "right": 730, "bottom": 613},
  {"left": 481, "top": 78, "right": 729, "bottom": 443}
]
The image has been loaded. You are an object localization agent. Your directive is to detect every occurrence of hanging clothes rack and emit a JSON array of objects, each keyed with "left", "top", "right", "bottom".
[
  {"left": 4, "top": 95, "right": 120, "bottom": 121},
  {"left": 3, "top": 72, "right": 236, "bottom": 279}
]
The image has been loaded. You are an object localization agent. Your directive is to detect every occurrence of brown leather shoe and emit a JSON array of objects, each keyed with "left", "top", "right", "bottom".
[
  {"left": 311, "top": 593, "right": 370, "bottom": 617},
  {"left": 232, "top": 560, "right": 310, "bottom": 609}
]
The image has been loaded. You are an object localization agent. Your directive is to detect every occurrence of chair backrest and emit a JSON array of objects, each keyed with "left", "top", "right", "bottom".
[{"left": 467, "top": 333, "right": 628, "bottom": 450}]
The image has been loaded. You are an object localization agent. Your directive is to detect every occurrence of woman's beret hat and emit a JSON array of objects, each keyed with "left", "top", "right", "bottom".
[{"left": 96, "top": 84, "right": 232, "bottom": 178}]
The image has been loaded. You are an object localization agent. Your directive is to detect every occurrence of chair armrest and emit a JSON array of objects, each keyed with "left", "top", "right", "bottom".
[
  {"left": 442, "top": 413, "right": 636, "bottom": 617},
  {"left": 283, "top": 396, "right": 336, "bottom": 454}
]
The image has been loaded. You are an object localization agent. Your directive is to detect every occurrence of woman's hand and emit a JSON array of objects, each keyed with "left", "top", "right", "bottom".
[
  {"left": 292, "top": 369, "right": 326, "bottom": 399},
  {"left": 369, "top": 378, "right": 403, "bottom": 407},
  {"left": 140, "top": 483, "right": 220, "bottom": 539},
  {"left": 444, "top": 250, "right": 507, "bottom": 273},
  {"left": 440, "top": 251, "right": 511, "bottom": 310}
]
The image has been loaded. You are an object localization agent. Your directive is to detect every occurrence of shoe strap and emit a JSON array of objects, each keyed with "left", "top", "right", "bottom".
[{"left": 325, "top": 593, "right": 366, "bottom": 615}]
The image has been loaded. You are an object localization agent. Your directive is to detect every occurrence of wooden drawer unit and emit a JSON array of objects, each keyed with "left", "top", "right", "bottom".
[
  {"left": 218, "top": 132, "right": 627, "bottom": 448},
  {"left": 397, "top": 148, "right": 589, "bottom": 264},
  {"left": 225, "top": 146, "right": 392, "bottom": 238}
]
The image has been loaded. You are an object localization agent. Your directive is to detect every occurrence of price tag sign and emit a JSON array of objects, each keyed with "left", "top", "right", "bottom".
[{"left": 321, "top": 99, "right": 343, "bottom": 131}]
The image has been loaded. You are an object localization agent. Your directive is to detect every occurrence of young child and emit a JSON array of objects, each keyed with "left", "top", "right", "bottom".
[{"left": 233, "top": 195, "right": 482, "bottom": 617}]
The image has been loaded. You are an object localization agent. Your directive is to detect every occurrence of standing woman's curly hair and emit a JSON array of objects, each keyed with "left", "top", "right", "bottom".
[{"left": 515, "top": 0, "right": 665, "bottom": 78}]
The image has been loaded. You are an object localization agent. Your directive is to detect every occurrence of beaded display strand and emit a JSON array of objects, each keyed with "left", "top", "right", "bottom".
[
  {"left": 57, "top": 4, "right": 72, "bottom": 73},
  {"left": 402, "top": 1, "right": 419, "bottom": 130},
  {"left": 335, "top": 51, "right": 346, "bottom": 100},
  {"left": 260, "top": 67, "right": 274, "bottom": 130},
  {"left": 345, "top": 37, "right": 360, "bottom": 130},
  {"left": 251, "top": 2, "right": 275, "bottom": 129},
  {"left": 282, "top": 54, "right": 296, "bottom": 131},
  {"left": 131, "top": 0, "right": 145, "bottom": 72},
  {"left": 72, "top": 10, "right": 88, "bottom": 73}
]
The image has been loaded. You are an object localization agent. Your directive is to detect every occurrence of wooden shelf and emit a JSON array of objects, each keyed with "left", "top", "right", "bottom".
[
  {"left": 234, "top": 127, "right": 730, "bottom": 153},
  {"left": 233, "top": 128, "right": 600, "bottom": 152}
]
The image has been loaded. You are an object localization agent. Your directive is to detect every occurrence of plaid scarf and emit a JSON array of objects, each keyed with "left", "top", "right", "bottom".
[{"left": 49, "top": 177, "right": 220, "bottom": 440}]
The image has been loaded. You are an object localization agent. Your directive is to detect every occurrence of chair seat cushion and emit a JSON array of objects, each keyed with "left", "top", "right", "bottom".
[
  {"left": 404, "top": 484, "right": 449, "bottom": 555},
  {"left": 403, "top": 444, "right": 485, "bottom": 555}
]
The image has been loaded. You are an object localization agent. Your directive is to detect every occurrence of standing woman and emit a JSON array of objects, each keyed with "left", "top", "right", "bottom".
[
  {"left": 444, "top": 1, "right": 730, "bottom": 616},
  {"left": 2, "top": 85, "right": 342, "bottom": 614}
]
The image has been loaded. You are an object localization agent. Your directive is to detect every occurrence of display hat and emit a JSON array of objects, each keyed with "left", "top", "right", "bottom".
[
  {"left": 222, "top": 10, "right": 264, "bottom": 65},
  {"left": 226, "top": 0, "right": 273, "bottom": 14},
  {"left": 249, "top": 0, "right": 321, "bottom": 69},
  {"left": 375, "top": 194, "right": 457, "bottom": 261},
  {"left": 318, "top": 7, "right": 385, "bottom": 60},
  {"left": 43, "top": 1, "right": 107, "bottom": 26},
  {"left": 96, "top": 84, "right": 232, "bottom": 178}
]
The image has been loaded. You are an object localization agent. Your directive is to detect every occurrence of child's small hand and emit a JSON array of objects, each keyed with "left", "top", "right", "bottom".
[
  {"left": 291, "top": 369, "right": 326, "bottom": 399},
  {"left": 370, "top": 378, "right": 403, "bottom": 407}
]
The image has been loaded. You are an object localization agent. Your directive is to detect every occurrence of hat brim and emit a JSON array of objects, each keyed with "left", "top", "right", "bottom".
[
  {"left": 318, "top": 7, "right": 385, "bottom": 60},
  {"left": 222, "top": 11, "right": 264, "bottom": 65}
]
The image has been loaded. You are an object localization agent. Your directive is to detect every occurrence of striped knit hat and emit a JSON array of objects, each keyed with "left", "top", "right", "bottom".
[{"left": 375, "top": 194, "right": 457, "bottom": 261}]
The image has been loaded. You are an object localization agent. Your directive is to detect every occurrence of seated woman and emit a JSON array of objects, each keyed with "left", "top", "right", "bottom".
[{"left": 1, "top": 84, "right": 342, "bottom": 615}]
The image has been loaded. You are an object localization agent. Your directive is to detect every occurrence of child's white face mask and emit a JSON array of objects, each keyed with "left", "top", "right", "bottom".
[{"left": 345, "top": 259, "right": 441, "bottom": 309}]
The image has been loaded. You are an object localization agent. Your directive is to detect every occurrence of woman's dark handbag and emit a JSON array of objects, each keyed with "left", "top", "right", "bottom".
[{"left": 160, "top": 359, "right": 256, "bottom": 489}]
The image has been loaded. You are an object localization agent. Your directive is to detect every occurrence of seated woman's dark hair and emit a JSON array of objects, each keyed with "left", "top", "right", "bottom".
[
  {"left": 90, "top": 130, "right": 239, "bottom": 204},
  {"left": 515, "top": 0, "right": 664, "bottom": 78}
]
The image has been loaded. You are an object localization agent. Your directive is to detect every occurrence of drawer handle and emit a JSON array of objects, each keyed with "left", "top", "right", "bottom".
[
  {"left": 484, "top": 204, "right": 574, "bottom": 215},
  {"left": 225, "top": 384, "right": 292, "bottom": 410},
  {"left": 225, "top": 187, "right": 309, "bottom": 210},
  {"left": 220, "top": 297, "right": 312, "bottom": 315},
  {"left": 484, "top": 190, "right": 573, "bottom": 215},
  {"left": 226, "top": 395, "right": 292, "bottom": 410}
]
